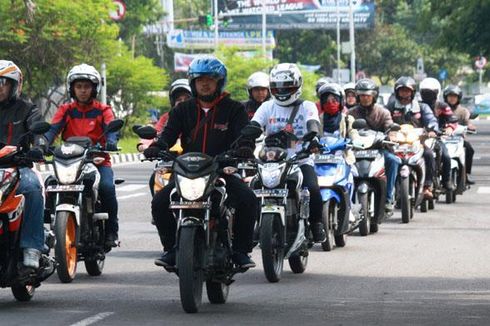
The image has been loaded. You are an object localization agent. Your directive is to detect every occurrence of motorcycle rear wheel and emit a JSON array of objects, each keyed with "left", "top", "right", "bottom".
[
  {"left": 178, "top": 227, "right": 204, "bottom": 313},
  {"left": 206, "top": 280, "right": 229, "bottom": 304},
  {"left": 260, "top": 213, "right": 284, "bottom": 282},
  {"left": 288, "top": 254, "right": 307, "bottom": 274},
  {"left": 321, "top": 200, "right": 336, "bottom": 251},
  {"left": 55, "top": 211, "right": 78, "bottom": 283},
  {"left": 84, "top": 221, "right": 105, "bottom": 276},
  {"left": 11, "top": 284, "right": 34, "bottom": 302}
]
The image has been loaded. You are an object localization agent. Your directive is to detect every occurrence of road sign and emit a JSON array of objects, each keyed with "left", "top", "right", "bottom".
[
  {"left": 109, "top": 0, "right": 126, "bottom": 21},
  {"left": 438, "top": 68, "right": 448, "bottom": 81},
  {"left": 475, "top": 56, "right": 487, "bottom": 70},
  {"left": 167, "top": 30, "right": 185, "bottom": 48}
]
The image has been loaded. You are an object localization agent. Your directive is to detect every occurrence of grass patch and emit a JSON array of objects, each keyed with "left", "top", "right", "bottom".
[{"left": 118, "top": 136, "right": 139, "bottom": 153}]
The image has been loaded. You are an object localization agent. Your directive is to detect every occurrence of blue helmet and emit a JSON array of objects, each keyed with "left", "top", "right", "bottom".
[{"left": 188, "top": 56, "right": 227, "bottom": 98}]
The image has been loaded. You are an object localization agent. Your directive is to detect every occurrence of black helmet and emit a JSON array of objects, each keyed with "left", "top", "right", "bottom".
[
  {"left": 315, "top": 76, "right": 334, "bottom": 97},
  {"left": 355, "top": 78, "right": 379, "bottom": 102},
  {"left": 443, "top": 85, "right": 463, "bottom": 103},
  {"left": 394, "top": 76, "right": 416, "bottom": 101},
  {"left": 318, "top": 83, "right": 344, "bottom": 107}
]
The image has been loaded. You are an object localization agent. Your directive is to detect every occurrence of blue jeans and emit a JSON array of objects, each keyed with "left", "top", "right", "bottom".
[
  {"left": 98, "top": 166, "right": 118, "bottom": 235},
  {"left": 17, "top": 168, "right": 44, "bottom": 251},
  {"left": 383, "top": 150, "right": 400, "bottom": 203}
]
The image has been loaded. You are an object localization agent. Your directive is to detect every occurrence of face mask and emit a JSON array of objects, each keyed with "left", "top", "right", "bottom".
[{"left": 322, "top": 102, "right": 340, "bottom": 115}]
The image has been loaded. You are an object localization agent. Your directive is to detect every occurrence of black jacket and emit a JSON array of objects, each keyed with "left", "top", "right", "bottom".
[
  {"left": 242, "top": 99, "right": 262, "bottom": 120},
  {"left": 159, "top": 94, "right": 249, "bottom": 156},
  {"left": 0, "top": 98, "right": 41, "bottom": 146}
]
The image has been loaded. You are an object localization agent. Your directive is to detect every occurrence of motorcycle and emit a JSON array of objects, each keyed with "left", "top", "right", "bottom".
[
  {"left": 0, "top": 122, "right": 56, "bottom": 301},
  {"left": 135, "top": 124, "right": 261, "bottom": 313},
  {"left": 45, "top": 119, "right": 124, "bottom": 283},
  {"left": 313, "top": 134, "right": 351, "bottom": 251},
  {"left": 441, "top": 125, "right": 470, "bottom": 203},
  {"left": 251, "top": 130, "right": 315, "bottom": 283},
  {"left": 392, "top": 124, "right": 426, "bottom": 223}
]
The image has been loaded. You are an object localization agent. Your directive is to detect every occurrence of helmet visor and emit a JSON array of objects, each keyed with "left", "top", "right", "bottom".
[
  {"left": 356, "top": 90, "right": 377, "bottom": 97},
  {"left": 271, "top": 86, "right": 299, "bottom": 97},
  {"left": 270, "top": 80, "right": 297, "bottom": 89}
]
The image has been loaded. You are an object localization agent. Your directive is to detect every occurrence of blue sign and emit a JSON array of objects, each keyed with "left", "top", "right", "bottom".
[{"left": 438, "top": 68, "right": 448, "bottom": 81}]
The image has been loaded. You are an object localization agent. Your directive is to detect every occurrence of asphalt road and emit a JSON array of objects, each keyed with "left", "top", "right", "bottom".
[{"left": 1, "top": 121, "right": 490, "bottom": 325}]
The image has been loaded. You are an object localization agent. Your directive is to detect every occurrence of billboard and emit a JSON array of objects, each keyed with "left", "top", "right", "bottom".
[
  {"left": 167, "top": 29, "right": 275, "bottom": 49},
  {"left": 219, "top": 0, "right": 375, "bottom": 30}
]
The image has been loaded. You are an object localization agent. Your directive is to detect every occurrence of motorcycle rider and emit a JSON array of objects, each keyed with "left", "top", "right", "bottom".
[
  {"left": 251, "top": 63, "right": 326, "bottom": 242},
  {"left": 44, "top": 63, "right": 120, "bottom": 248},
  {"left": 347, "top": 78, "right": 399, "bottom": 213},
  {"left": 144, "top": 56, "right": 258, "bottom": 268},
  {"left": 343, "top": 82, "right": 358, "bottom": 109},
  {"left": 0, "top": 60, "right": 45, "bottom": 270},
  {"left": 315, "top": 76, "right": 335, "bottom": 112},
  {"left": 243, "top": 71, "right": 270, "bottom": 120},
  {"left": 443, "top": 85, "right": 476, "bottom": 184}
]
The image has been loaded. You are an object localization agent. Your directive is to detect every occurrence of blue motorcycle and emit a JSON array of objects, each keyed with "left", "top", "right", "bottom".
[{"left": 313, "top": 134, "right": 353, "bottom": 251}]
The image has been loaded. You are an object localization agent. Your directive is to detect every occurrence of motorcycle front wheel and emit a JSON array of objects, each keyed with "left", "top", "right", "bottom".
[
  {"left": 178, "top": 227, "right": 205, "bottom": 313},
  {"left": 358, "top": 192, "right": 370, "bottom": 236},
  {"left": 400, "top": 178, "right": 410, "bottom": 224},
  {"left": 321, "top": 200, "right": 336, "bottom": 251},
  {"left": 54, "top": 211, "right": 78, "bottom": 283},
  {"left": 260, "top": 213, "right": 284, "bottom": 282}
]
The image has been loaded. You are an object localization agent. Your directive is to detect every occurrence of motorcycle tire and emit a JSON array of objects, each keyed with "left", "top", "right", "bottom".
[
  {"left": 288, "top": 254, "right": 307, "bottom": 274},
  {"left": 420, "top": 199, "right": 428, "bottom": 213},
  {"left": 370, "top": 222, "right": 379, "bottom": 233},
  {"left": 206, "top": 280, "right": 229, "bottom": 304},
  {"left": 55, "top": 211, "right": 78, "bottom": 283},
  {"left": 260, "top": 213, "right": 284, "bottom": 282},
  {"left": 84, "top": 221, "right": 105, "bottom": 276},
  {"left": 334, "top": 233, "right": 347, "bottom": 247},
  {"left": 358, "top": 192, "right": 370, "bottom": 236},
  {"left": 400, "top": 178, "right": 410, "bottom": 224},
  {"left": 178, "top": 227, "right": 205, "bottom": 313},
  {"left": 446, "top": 169, "right": 457, "bottom": 204},
  {"left": 11, "top": 284, "right": 35, "bottom": 302},
  {"left": 321, "top": 200, "right": 335, "bottom": 251},
  {"left": 428, "top": 199, "right": 435, "bottom": 210}
]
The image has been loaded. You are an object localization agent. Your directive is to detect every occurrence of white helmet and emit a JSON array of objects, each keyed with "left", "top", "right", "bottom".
[
  {"left": 343, "top": 82, "right": 356, "bottom": 94},
  {"left": 419, "top": 77, "right": 441, "bottom": 95},
  {"left": 169, "top": 78, "right": 191, "bottom": 107},
  {"left": 0, "top": 60, "right": 23, "bottom": 101},
  {"left": 269, "top": 63, "right": 303, "bottom": 107},
  {"left": 247, "top": 71, "right": 269, "bottom": 90},
  {"left": 67, "top": 63, "right": 102, "bottom": 99}
]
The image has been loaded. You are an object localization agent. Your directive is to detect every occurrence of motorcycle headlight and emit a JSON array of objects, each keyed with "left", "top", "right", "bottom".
[
  {"left": 55, "top": 161, "right": 82, "bottom": 184},
  {"left": 259, "top": 163, "right": 285, "bottom": 188},
  {"left": 177, "top": 175, "right": 209, "bottom": 201}
]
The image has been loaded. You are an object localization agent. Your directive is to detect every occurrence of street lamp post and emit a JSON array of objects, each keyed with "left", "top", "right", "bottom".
[
  {"left": 214, "top": 0, "right": 219, "bottom": 50},
  {"left": 336, "top": 0, "right": 341, "bottom": 83},
  {"left": 349, "top": 0, "right": 356, "bottom": 83},
  {"left": 262, "top": 0, "right": 267, "bottom": 55}
]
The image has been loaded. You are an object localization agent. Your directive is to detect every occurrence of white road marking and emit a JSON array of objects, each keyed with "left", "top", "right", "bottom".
[
  {"left": 69, "top": 312, "right": 114, "bottom": 326},
  {"left": 477, "top": 187, "right": 490, "bottom": 194},
  {"left": 117, "top": 192, "right": 147, "bottom": 200},
  {"left": 116, "top": 184, "right": 147, "bottom": 192}
]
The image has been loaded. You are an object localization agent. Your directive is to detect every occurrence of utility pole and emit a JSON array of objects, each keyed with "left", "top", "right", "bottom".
[
  {"left": 262, "top": 0, "right": 267, "bottom": 55},
  {"left": 349, "top": 0, "right": 356, "bottom": 83},
  {"left": 100, "top": 63, "right": 107, "bottom": 105},
  {"left": 214, "top": 0, "right": 219, "bottom": 50},
  {"left": 336, "top": 0, "right": 341, "bottom": 83}
]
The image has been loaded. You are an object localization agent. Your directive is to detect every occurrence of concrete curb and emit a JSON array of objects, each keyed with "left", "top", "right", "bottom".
[{"left": 35, "top": 153, "right": 144, "bottom": 172}]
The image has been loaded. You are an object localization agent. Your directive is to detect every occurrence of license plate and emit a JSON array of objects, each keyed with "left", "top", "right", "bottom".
[
  {"left": 254, "top": 189, "right": 288, "bottom": 197},
  {"left": 46, "top": 185, "right": 85, "bottom": 192},
  {"left": 314, "top": 154, "right": 343, "bottom": 164},
  {"left": 170, "top": 201, "right": 210, "bottom": 209},
  {"left": 354, "top": 150, "right": 378, "bottom": 159}
]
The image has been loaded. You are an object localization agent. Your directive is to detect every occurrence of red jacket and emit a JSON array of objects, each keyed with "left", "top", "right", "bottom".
[{"left": 45, "top": 100, "right": 116, "bottom": 166}]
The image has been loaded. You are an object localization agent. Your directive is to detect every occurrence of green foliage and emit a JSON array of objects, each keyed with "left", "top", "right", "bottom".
[
  {"left": 116, "top": 0, "right": 163, "bottom": 43},
  {"left": 0, "top": 0, "right": 118, "bottom": 101},
  {"left": 215, "top": 47, "right": 276, "bottom": 101}
]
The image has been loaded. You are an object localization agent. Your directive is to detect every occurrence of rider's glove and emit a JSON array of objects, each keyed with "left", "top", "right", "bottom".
[
  {"left": 308, "top": 136, "right": 320, "bottom": 153},
  {"left": 105, "top": 142, "right": 118, "bottom": 152},
  {"left": 143, "top": 145, "right": 161, "bottom": 159}
]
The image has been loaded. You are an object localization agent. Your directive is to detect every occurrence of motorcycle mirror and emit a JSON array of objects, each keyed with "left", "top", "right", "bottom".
[
  {"left": 135, "top": 126, "right": 157, "bottom": 139},
  {"left": 240, "top": 124, "right": 263, "bottom": 139},
  {"left": 132, "top": 124, "right": 143, "bottom": 134},
  {"left": 302, "top": 131, "right": 317, "bottom": 142},
  {"left": 105, "top": 119, "right": 124, "bottom": 133},
  {"left": 387, "top": 123, "right": 401, "bottom": 132},
  {"left": 352, "top": 118, "right": 368, "bottom": 130},
  {"left": 30, "top": 121, "right": 51, "bottom": 135},
  {"left": 470, "top": 112, "right": 479, "bottom": 120}
]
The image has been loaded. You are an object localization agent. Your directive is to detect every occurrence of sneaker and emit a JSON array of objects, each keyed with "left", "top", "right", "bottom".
[
  {"left": 384, "top": 202, "right": 394, "bottom": 213},
  {"left": 231, "top": 252, "right": 256, "bottom": 268},
  {"left": 311, "top": 222, "right": 327, "bottom": 242},
  {"left": 423, "top": 186, "right": 433, "bottom": 199},
  {"left": 105, "top": 232, "right": 119, "bottom": 248},
  {"left": 154, "top": 249, "right": 176, "bottom": 267},
  {"left": 23, "top": 248, "right": 40, "bottom": 269},
  {"left": 466, "top": 175, "right": 475, "bottom": 185}
]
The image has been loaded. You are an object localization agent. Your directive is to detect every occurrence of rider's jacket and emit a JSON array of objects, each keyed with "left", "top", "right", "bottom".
[
  {"left": 45, "top": 100, "right": 117, "bottom": 166},
  {"left": 0, "top": 98, "right": 41, "bottom": 146},
  {"left": 242, "top": 99, "right": 262, "bottom": 120},
  {"left": 348, "top": 103, "right": 393, "bottom": 132},
  {"left": 450, "top": 104, "right": 471, "bottom": 126},
  {"left": 386, "top": 99, "right": 439, "bottom": 132},
  {"left": 158, "top": 93, "right": 249, "bottom": 156}
]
